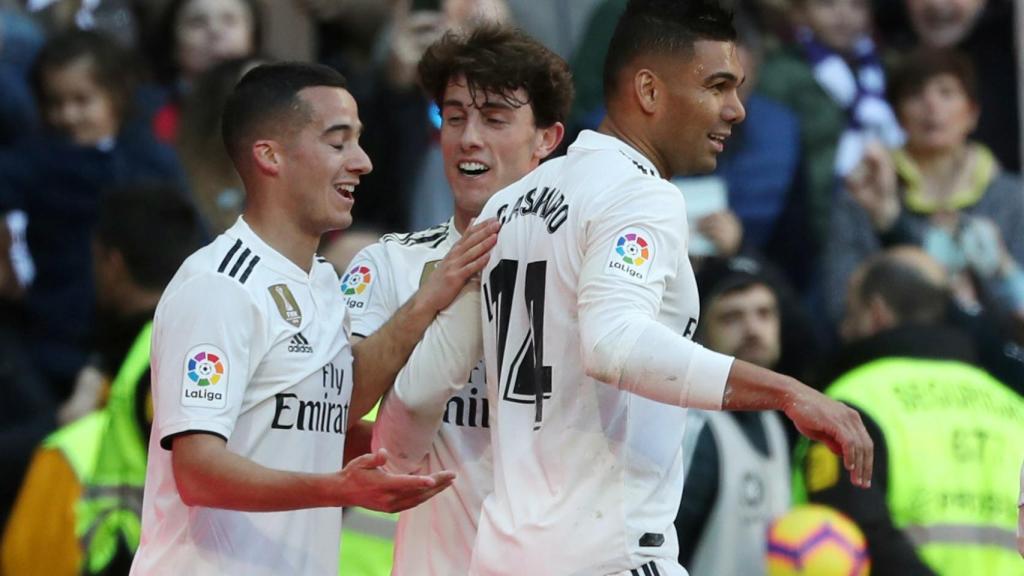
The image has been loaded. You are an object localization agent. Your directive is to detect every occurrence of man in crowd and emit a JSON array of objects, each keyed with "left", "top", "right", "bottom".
[
  {"left": 799, "top": 246, "right": 1024, "bottom": 575},
  {"left": 675, "top": 257, "right": 793, "bottom": 575}
]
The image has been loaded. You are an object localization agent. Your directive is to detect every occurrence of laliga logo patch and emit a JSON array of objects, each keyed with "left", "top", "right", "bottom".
[
  {"left": 341, "top": 263, "right": 374, "bottom": 310},
  {"left": 616, "top": 233, "right": 650, "bottom": 265},
  {"left": 606, "top": 228, "right": 654, "bottom": 282},
  {"left": 181, "top": 345, "right": 228, "bottom": 408}
]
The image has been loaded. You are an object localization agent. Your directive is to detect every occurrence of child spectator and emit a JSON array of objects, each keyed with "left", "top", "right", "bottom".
[
  {"left": 0, "top": 30, "right": 188, "bottom": 402},
  {"left": 759, "top": 0, "right": 903, "bottom": 248}
]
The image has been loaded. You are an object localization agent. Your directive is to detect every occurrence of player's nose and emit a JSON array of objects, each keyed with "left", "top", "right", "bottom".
[
  {"left": 348, "top": 142, "right": 373, "bottom": 175},
  {"left": 460, "top": 117, "right": 484, "bottom": 149}
]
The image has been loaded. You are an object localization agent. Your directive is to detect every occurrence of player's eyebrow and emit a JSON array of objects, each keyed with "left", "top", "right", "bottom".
[
  {"left": 323, "top": 122, "right": 362, "bottom": 138},
  {"left": 441, "top": 98, "right": 515, "bottom": 112},
  {"left": 477, "top": 100, "right": 515, "bottom": 111},
  {"left": 704, "top": 71, "right": 744, "bottom": 86}
]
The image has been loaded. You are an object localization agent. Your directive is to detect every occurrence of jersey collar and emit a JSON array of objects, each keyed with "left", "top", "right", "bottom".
[
  {"left": 569, "top": 130, "right": 661, "bottom": 178},
  {"left": 444, "top": 216, "right": 460, "bottom": 248},
  {"left": 228, "top": 216, "right": 320, "bottom": 283}
]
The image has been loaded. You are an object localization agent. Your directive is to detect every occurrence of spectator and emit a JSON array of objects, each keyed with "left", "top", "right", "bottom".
[
  {"left": 759, "top": 0, "right": 903, "bottom": 250},
  {"left": 0, "top": 30, "right": 188, "bottom": 402},
  {"left": 147, "top": 0, "right": 261, "bottom": 142},
  {"left": 825, "top": 48, "right": 1024, "bottom": 326},
  {"left": 798, "top": 246, "right": 1024, "bottom": 576},
  {"left": 1, "top": 185, "right": 206, "bottom": 576},
  {"left": 875, "top": 0, "right": 1019, "bottom": 172},
  {"left": 675, "top": 256, "right": 794, "bottom": 576},
  {"left": 177, "top": 56, "right": 264, "bottom": 234}
]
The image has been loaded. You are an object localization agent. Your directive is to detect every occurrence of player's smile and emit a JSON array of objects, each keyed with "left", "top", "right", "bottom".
[
  {"left": 333, "top": 181, "right": 357, "bottom": 203},
  {"left": 708, "top": 131, "right": 731, "bottom": 153},
  {"left": 457, "top": 160, "right": 491, "bottom": 177}
]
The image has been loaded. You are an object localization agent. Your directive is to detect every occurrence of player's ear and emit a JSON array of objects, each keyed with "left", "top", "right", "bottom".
[
  {"left": 251, "top": 140, "right": 282, "bottom": 176},
  {"left": 633, "top": 68, "right": 659, "bottom": 115},
  {"left": 533, "top": 122, "right": 565, "bottom": 161}
]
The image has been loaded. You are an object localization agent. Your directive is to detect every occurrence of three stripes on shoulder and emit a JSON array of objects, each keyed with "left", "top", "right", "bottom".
[{"left": 218, "top": 239, "right": 260, "bottom": 284}]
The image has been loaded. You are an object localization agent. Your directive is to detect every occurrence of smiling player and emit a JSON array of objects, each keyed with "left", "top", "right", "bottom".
[
  {"left": 471, "top": 2, "right": 874, "bottom": 574},
  {"left": 343, "top": 25, "right": 572, "bottom": 575}
]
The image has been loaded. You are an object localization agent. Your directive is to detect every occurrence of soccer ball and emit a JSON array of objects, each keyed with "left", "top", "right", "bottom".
[{"left": 766, "top": 504, "right": 870, "bottom": 576}]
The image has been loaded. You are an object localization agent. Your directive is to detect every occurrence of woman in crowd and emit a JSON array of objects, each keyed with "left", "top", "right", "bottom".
[
  {"left": 147, "top": 0, "right": 260, "bottom": 142},
  {"left": 826, "top": 47, "right": 1024, "bottom": 329}
]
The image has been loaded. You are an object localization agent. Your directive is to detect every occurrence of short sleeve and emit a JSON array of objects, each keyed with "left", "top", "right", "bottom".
[
  {"left": 340, "top": 243, "right": 395, "bottom": 338},
  {"left": 577, "top": 178, "right": 689, "bottom": 349},
  {"left": 151, "top": 273, "right": 264, "bottom": 449}
]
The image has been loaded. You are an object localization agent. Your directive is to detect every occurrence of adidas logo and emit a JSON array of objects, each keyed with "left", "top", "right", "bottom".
[{"left": 288, "top": 332, "right": 314, "bottom": 354}]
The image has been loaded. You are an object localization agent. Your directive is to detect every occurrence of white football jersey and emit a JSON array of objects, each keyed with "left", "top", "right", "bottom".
[
  {"left": 132, "top": 217, "right": 353, "bottom": 576},
  {"left": 471, "top": 130, "right": 706, "bottom": 576},
  {"left": 344, "top": 219, "right": 492, "bottom": 575}
]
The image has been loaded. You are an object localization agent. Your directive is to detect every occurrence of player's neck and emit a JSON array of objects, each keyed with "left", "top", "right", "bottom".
[
  {"left": 597, "top": 116, "right": 669, "bottom": 178},
  {"left": 453, "top": 209, "right": 474, "bottom": 235},
  {"left": 243, "top": 203, "right": 319, "bottom": 274}
]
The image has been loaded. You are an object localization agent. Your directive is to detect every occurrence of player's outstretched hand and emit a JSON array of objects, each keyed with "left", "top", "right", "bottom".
[
  {"left": 335, "top": 449, "right": 455, "bottom": 513},
  {"left": 784, "top": 387, "right": 874, "bottom": 489},
  {"left": 418, "top": 218, "right": 499, "bottom": 313}
]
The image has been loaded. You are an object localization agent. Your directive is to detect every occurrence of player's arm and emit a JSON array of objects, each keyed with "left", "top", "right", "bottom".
[
  {"left": 371, "top": 283, "right": 482, "bottom": 473},
  {"left": 349, "top": 219, "right": 498, "bottom": 420},
  {"left": 719, "top": 361, "right": 872, "bottom": 486},
  {"left": 344, "top": 419, "right": 374, "bottom": 464},
  {"left": 171, "top": 433, "right": 453, "bottom": 513},
  {"left": 576, "top": 181, "right": 872, "bottom": 487}
]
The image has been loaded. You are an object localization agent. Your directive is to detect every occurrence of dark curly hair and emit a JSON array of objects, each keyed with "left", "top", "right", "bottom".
[
  {"left": 603, "top": 0, "right": 735, "bottom": 99},
  {"left": 418, "top": 24, "right": 574, "bottom": 128}
]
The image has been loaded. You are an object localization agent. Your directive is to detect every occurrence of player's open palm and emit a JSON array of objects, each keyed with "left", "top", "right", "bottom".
[
  {"left": 785, "top": 387, "right": 874, "bottom": 489},
  {"left": 335, "top": 449, "right": 455, "bottom": 513},
  {"left": 418, "top": 218, "right": 499, "bottom": 313}
]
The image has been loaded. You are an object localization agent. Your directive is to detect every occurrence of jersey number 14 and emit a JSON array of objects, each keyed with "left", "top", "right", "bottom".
[{"left": 484, "top": 259, "right": 552, "bottom": 428}]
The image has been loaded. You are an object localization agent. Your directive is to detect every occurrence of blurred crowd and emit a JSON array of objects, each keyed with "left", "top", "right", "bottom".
[{"left": 0, "top": 0, "right": 1021, "bottom": 575}]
